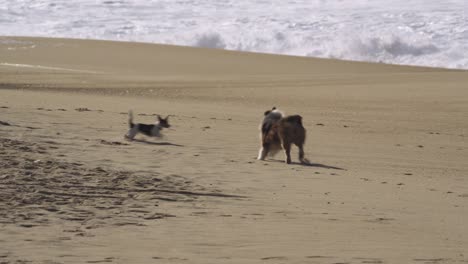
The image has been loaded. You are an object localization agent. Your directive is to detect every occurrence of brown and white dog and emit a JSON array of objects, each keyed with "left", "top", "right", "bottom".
[
  {"left": 257, "top": 107, "right": 307, "bottom": 164},
  {"left": 124, "top": 110, "right": 170, "bottom": 140}
]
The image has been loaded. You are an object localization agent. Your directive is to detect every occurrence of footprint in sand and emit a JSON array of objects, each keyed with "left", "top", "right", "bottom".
[
  {"left": 353, "top": 257, "right": 384, "bottom": 263},
  {"left": 86, "top": 258, "right": 114, "bottom": 263},
  {"left": 167, "top": 257, "right": 188, "bottom": 261},
  {"left": 306, "top": 255, "right": 333, "bottom": 259},
  {"left": 36, "top": 107, "right": 53, "bottom": 111},
  {"left": 366, "top": 217, "right": 395, "bottom": 224},
  {"left": 261, "top": 256, "right": 288, "bottom": 261},
  {"left": 75, "top": 107, "right": 91, "bottom": 112},
  {"left": 219, "top": 214, "right": 232, "bottom": 217},
  {"left": 413, "top": 258, "right": 449, "bottom": 263},
  {"left": 99, "top": 139, "right": 129, "bottom": 146}
]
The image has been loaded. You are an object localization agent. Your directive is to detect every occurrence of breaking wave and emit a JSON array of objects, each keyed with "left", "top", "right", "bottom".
[{"left": 1, "top": 0, "right": 467, "bottom": 69}]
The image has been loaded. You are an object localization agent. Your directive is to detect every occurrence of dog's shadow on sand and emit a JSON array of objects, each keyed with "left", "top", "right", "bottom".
[
  {"left": 296, "top": 161, "right": 345, "bottom": 170},
  {"left": 131, "top": 139, "right": 184, "bottom": 147},
  {"left": 268, "top": 159, "right": 346, "bottom": 170}
]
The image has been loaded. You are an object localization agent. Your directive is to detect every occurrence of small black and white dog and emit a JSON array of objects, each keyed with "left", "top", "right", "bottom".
[{"left": 124, "top": 110, "right": 171, "bottom": 140}]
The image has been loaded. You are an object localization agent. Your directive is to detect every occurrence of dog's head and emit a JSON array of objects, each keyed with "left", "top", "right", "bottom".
[
  {"left": 264, "top": 106, "right": 277, "bottom": 116},
  {"left": 263, "top": 107, "right": 284, "bottom": 118},
  {"left": 157, "top": 115, "right": 171, "bottom": 128}
]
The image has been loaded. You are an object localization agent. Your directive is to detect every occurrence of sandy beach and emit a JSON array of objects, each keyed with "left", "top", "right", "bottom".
[{"left": 1, "top": 36, "right": 467, "bottom": 263}]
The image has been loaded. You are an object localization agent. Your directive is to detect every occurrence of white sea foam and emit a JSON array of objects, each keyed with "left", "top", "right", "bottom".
[{"left": 0, "top": 0, "right": 466, "bottom": 69}]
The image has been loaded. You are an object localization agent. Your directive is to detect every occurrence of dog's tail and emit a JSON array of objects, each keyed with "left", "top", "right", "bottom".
[{"left": 128, "top": 110, "right": 135, "bottom": 128}]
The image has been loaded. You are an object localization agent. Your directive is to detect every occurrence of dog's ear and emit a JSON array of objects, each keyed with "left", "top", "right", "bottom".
[
  {"left": 272, "top": 106, "right": 276, "bottom": 110},
  {"left": 264, "top": 110, "right": 271, "bottom": 116},
  {"left": 157, "top": 115, "right": 162, "bottom": 120}
]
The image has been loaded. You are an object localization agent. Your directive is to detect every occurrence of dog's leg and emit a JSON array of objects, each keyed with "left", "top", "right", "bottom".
[
  {"left": 125, "top": 126, "right": 138, "bottom": 140},
  {"left": 282, "top": 141, "right": 292, "bottom": 164},
  {"left": 257, "top": 147, "right": 265, "bottom": 160},
  {"left": 297, "top": 143, "right": 306, "bottom": 163},
  {"left": 257, "top": 144, "right": 270, "bottom": 160}
]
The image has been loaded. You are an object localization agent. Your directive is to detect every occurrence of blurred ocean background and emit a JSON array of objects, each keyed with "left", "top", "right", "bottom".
[{"left": 1, "top": 0, "right": 467, "bottom": 69}]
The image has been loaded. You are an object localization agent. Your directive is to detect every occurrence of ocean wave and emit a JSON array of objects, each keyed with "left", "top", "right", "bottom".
[
  {"left": 348, "top": 36, "right": 440, "bottom": 57},
  {"left": 194, "top": 33, "right": 226, "bottom": 49},
  {"left": 1, "top": 0, "right": 466, "bottom": 69},
  {"left": 186, "top": 30, "right": 467, "bottom": 69}
]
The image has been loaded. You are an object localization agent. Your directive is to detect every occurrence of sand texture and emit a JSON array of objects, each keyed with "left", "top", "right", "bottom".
[{"left": 1, "top": 37, "right": 468, "bottom": 263}]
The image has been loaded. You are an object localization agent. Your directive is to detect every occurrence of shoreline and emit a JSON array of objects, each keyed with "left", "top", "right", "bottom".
[
  {"left": 1, "top": 35, "right": 465, "bottom": 72},
  {"left": 1, "top": 36, "right": 460, "bottom": 72}
]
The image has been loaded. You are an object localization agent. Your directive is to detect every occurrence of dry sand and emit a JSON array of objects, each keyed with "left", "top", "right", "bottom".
[{"left": 1, "top": 36, "right": 468, "bottom": 264}]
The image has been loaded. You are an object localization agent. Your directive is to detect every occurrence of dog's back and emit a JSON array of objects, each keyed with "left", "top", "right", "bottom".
[{"left": 278, "top": 115, "right": 306, "bottom": 145}]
